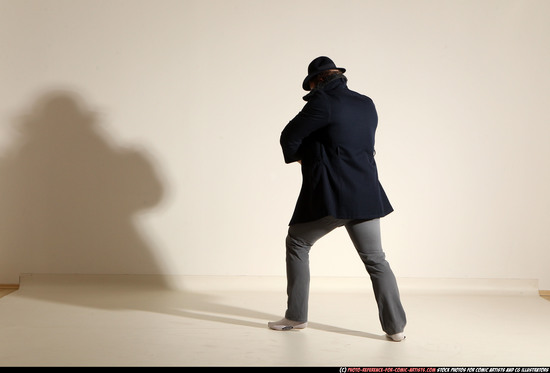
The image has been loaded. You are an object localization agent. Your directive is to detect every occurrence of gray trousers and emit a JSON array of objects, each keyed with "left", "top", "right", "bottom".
[{"left": 285, "top": 216, "right": 407, "bottom": 335}]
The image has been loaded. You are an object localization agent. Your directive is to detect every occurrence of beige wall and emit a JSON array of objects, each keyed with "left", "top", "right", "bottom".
[{"left": 1, "top": 0, "right": 549, "bottom": 288}]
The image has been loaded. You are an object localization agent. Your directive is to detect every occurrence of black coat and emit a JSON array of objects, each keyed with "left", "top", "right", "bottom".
[{"left": 280, "top": 77, "right": 393, "bottom": 225}]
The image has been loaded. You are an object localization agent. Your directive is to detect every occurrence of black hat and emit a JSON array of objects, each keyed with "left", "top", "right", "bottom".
[{"left": 302, "top": 56, "right": 346, "bottom": 91}]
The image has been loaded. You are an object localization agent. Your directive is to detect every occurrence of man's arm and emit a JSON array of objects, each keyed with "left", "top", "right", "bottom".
[{"left": 280, "top": 94, "right": 330, "bottom": 164}]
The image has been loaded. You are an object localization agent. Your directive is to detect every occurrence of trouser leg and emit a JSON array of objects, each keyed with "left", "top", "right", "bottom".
[
  {"left": 345, "top": 218, "right": 407, "bottom": 335},
  {"left": 285, "top": 216, "right": 344, "bottom": 322}
]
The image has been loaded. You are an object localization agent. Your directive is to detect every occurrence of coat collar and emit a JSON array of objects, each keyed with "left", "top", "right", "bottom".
[{"left": 302, "top": 75, "right": 348, "bottom": 101}]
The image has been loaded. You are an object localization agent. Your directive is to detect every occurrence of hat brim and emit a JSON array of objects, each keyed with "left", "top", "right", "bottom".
[{"left": 302, "top": 67, "right": 346, "bottom": 91}]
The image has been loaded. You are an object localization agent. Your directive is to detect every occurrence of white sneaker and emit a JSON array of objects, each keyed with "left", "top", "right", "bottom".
[
  {"left": 386, "top": 332, "right": 406, "bottom": 342},
  {"left": 268, "top": 318, "right": 308, "bottom": 331}
]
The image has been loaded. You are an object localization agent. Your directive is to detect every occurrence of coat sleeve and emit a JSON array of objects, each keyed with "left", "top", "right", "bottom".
[{"left": 280, "top": 93, "right": 330, "bottom": 164}]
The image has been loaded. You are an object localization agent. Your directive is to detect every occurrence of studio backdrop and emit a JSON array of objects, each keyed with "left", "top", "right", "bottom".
[{"left": 1, "top": 0, "right": 549, "bottom": 289}]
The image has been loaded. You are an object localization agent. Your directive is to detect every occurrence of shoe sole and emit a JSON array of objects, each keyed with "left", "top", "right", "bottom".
[{"left": 268, "top": 323, "right": 308, "bottom": 331}]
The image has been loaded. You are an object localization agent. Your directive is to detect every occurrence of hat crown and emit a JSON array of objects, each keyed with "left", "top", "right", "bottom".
[{"left": 307, "top": 56, "right": 338, "bottom": 75}]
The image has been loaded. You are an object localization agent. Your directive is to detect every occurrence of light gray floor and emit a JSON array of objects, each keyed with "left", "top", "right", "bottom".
[{"left": 0, "top": 274, "right": 549, "bottom": 367}]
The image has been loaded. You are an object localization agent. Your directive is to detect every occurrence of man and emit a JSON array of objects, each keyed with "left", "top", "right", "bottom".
[{"left": 269, "top": 56, "right": 407, "bottom": 341}]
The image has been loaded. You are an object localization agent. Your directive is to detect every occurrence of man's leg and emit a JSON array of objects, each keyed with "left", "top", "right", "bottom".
[
  {"left": 269, "top": 216, "right": 345, "bottom": 330},
  {"left": 345, "top": 218, "right": 407, "bottom": 337}
]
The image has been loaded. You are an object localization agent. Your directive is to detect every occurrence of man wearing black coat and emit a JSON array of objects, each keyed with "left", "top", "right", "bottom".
[{"left": 269, "top": 57, "right": 407, "bottom": 341}]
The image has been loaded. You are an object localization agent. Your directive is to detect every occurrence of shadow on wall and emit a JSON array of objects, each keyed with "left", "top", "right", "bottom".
[{"left": 0, "top": 90, "right": 166, "bottom": 282}]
